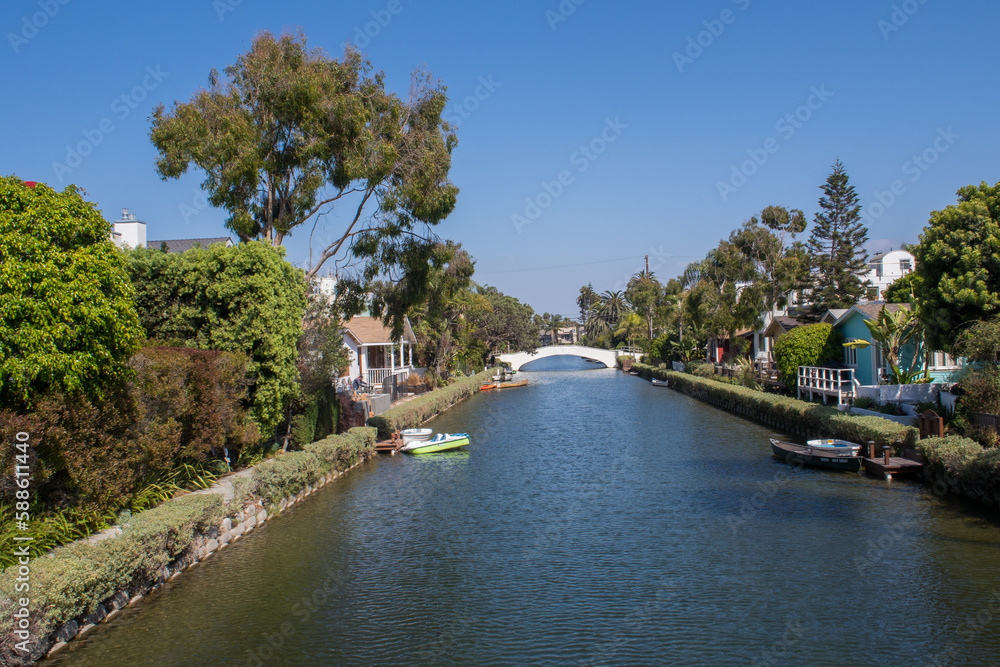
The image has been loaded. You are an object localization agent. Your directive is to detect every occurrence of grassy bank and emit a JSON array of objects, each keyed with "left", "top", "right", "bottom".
[
  {"left": 371, "top": 369, "right": 493, "bottom": 433},
  {"left": 0, "top": 427, "right": 376, "bottom": 665},
  {"left": 630, "top": 362, "right": 918, "bottom": 450}
]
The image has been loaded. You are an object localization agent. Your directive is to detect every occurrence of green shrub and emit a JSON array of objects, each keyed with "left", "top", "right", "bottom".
[
  {"left": 0, "top": 493, "right": 223, "bottom": 661},
  {"left": 631, "top": 362, "right": 917, "bottom": 451},
  {"left": 689, "top": 362, "right": 716, "bottom": 379},
  {"left": 250, "top": 451, "right": 328, "bottom": 505},
  {"left": 853, "top": 396, "right": 877, "bottom": 410},
  {"left": 377, "top": 371, "right": 492, "bottom": 430},
  {"left": 252, "top": 427, "right": 376, "bottom": 504},
  {"left": 366, "top": 415, "right": 392, "bottom": 441},
  {"left": 917, "top": 435, "right": 984, "bottom": 480},
  {"left": 773, "top": 323, "right": 843, "bottom": 389}
]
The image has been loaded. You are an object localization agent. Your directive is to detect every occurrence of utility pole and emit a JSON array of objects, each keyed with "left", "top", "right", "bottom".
[{"left": 645, "top": 254, "right": 649, "bottom": 275}]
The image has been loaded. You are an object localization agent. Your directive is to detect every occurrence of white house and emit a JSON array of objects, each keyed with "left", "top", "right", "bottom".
[
  {"left": 342, "top": 316, "right": 418, "bottom": 389},
  {"left": 110, "top": 208, "right": 147, "bottom": 249},
  {"left": 864, "top": 249, "right": 915, "bottom": 300}
]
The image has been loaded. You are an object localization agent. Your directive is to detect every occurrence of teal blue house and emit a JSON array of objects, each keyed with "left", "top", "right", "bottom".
[{"left": 827, "top": 303, "right": 962, "bottom": 385}]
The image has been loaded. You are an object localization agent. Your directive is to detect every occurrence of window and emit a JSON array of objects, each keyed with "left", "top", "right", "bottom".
[
  {"left": 845, "top": 340, "right": 858, "bottom": 366},
  {"left": 866, "top": 286, "right": 879, "bottom": 300},
  {"left": 900, "top": 259, "right": 912, "bottom": 273},
  {"left": 931, "top": 351, "right": 962, "bottom": 369}
]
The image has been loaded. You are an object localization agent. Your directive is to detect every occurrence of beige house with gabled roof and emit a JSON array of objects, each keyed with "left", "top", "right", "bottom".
[{"left": 342, "top": 316, "right": 418, "bottom": 389}]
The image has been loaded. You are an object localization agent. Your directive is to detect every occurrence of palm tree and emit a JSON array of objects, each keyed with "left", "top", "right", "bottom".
[
  {"left": 549, "top": 314, "right": 565, "bottom": 345},
  {"left": 598, "top": 290, "right": 629, "bottom": 326},
  {"left": 614, "top": 312, "right": 645, "bottom": 349}
]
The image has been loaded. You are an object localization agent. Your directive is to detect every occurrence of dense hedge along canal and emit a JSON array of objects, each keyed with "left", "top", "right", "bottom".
[{"left": 50, "top": 358, "right": 1000, "bottom": 665}]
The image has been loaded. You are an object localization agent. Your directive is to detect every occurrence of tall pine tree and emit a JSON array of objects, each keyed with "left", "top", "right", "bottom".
[{"left": 805, "top": 159, "right": 869, "bottom": 319}]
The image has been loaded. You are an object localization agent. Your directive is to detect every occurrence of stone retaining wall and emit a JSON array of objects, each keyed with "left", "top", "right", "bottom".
[{"left": 41, "top": 459, "right": 367, "bottom": 661}]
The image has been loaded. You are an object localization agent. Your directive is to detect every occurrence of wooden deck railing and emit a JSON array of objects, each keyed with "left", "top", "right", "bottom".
[{"left": 797, "top": 366, "right": 855, "bottom": 405}]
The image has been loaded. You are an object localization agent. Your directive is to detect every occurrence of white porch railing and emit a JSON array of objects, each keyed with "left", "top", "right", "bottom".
[
  {"left": 367, "top": 367, "right": 411, "bottom": 390},
  {"left": 797, "top": 366, "right": 855, "bottom": 405}
]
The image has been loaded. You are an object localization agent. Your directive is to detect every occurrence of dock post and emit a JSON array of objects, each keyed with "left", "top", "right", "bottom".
[{"left": 883, "top": 445, "right": 891, "bottom": 465}]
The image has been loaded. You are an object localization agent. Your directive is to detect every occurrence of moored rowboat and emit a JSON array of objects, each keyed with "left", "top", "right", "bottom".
[
  {"left": 401, "top": 428, "right": 433, "bottom": 446},
  {"left": 495, "top": 379, "right": 528, "bottom": 389},
  {"left": 769, "top": 439, "right": 863, "bottom": 472},
  {"left": 806, "top": 438, "right": 862, "bottom": 457}
]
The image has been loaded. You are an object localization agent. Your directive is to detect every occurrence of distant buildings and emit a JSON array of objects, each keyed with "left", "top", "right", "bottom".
[
  {"left": 110, "top": 208, "right": 147, "bottom": 249},
  {"left": 109, "top": 207, "right": 232, "bottom": 252}
]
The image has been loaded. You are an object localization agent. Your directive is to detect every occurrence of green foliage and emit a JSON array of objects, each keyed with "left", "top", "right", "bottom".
[
  {"left": 1, "top": 346, "right": 256, "bottom": 512},
  {"left": 773, "top": 323, "right": 843, "bottom": 388},
  {"left": 129, "top": 461, "right": 219, "bottom": 513},
  {"left": 376, "top": 370, "right": 492, "bottom": 429},
  {"left": 0, "top": 493, "right": 223, "bottom": 657},
  {"left": 853, "top": 396, "right": 878, "bottom": 410},
  {"left": 150, "top": 31, "right": 458, "bottom": 337},
  {"left": 883, "top": 271, "right": 919, "bottom": 304},
  {"left": 805, "top": 160, "right": 869, "bottom": 317},
  {"left": 0, "top": 503, "right": 115, "bottom": 569},
  {"left": 632, "top": 362, "right": 917, "bottom": 451},
  {"left": 127, "top": 241, "right": 307, "bottom": 435},
  {"left": 252, "top": 427, "right": 376, "bottom": 503},
  {"left": 734, "top": 356, "right": 760, "bottom": 390},
  {"left": 365, "top": 416, "right": 393, "bottom": 441},
  {"left": 688, "top": 361, "right": 717, "bottom": 379},
  {"left": 131, "top": 347, "right": 259, "bottom": 463},
  {"left": 914, "top": 181, "right": 1000, "bottom": 351},
  {"left": 0, "top": 177, "right": 143, "bottom": 409}
]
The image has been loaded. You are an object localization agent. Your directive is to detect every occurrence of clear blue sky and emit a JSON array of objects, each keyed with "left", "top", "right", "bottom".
[{"left": 3, "top": 1, "right": 998, "bottom": 320}]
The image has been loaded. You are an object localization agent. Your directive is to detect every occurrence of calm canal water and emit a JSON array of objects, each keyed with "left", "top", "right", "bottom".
[{"left": 50, "top": 359, "right": 1000, "bottom": 666}]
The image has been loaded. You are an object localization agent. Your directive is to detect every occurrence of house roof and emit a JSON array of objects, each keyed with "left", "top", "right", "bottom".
[
  {"left": 831, "top": 302, "right": 909, "bottom": 328},
  {"left": 343, "top": 316, "right": 417, "bottom": 345},
  {"left": 819, "top": 308, "right": 849, "bottom": 324},
  {"left": 762, "top": 316, "right": 804, "bottom": 338},
  {"left": 147, "top": 237, "right": 233, "bottom": 253}
]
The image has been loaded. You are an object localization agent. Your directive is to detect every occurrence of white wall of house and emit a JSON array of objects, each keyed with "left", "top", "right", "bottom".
[
  {"left": 111, "top": 208, "right": 146, "bottom": 249},
  {"left": 865, "top": 249, "right": 915, "bottom": 300}
]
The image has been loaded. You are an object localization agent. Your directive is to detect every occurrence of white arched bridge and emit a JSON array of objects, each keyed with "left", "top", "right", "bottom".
[{"left": 498, "top": 345, "right": 622, "bottom": 371}]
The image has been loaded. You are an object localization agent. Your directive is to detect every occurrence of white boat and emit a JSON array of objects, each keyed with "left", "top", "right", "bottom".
[
  {"left": 651, "top": 378, "right": 669, "bottom": 387},
  {"left": 806, "top": 439, "right": 862, "bottom": 457},
  {"left": 401, "top": 428, "right": 433, "bottom": 446}
]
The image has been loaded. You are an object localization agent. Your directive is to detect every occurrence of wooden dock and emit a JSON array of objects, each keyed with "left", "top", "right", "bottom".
[
  {"left": 375, "top": 438, "right": 404, "bottom": 455},
  {"left": 862, "top": 457, "right": 923, "bottom": 479}
]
